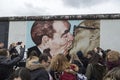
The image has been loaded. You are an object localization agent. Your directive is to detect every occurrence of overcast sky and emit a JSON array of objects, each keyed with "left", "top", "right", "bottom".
[{"left": 0, "top": 0, "right": 120, "bottom": 17}]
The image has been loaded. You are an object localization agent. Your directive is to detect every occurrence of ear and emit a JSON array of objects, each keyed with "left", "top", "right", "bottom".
[{"left": 42, "top": 35, "right": 50, "bottom": 44}]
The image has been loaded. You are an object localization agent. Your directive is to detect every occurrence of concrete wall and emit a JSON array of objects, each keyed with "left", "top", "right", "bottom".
[
  {"left": 8, "top": 21, "right": 27, "bottom": 48},
  {"left": 100, "top": 20, "right": 120, "bottom": 52}
]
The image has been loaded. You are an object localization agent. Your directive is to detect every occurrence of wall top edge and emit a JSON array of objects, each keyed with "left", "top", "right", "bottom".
[{"left": 0, "top": 14, "right": 120, "bottom": 21}]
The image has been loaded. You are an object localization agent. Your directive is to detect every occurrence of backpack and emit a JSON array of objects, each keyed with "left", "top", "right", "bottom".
[
  {"left": 60, "top": 64, "right": 78, "bottom": 80},
  {"left": 60, "top": 71, "right": 77, "bottom": 80}
]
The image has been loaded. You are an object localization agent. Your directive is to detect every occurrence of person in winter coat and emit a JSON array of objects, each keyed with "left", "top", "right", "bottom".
[
  {"left": 85, "top": 52, "right": 106, "bottom": 80},
  {"left": 0, "top": 46, "right": 25, "bottom": 80},
  {"left": 8, "top": 67, "right": 31, "bottom": 80},
  {"left": 106, "top": 50, "right": 120, "bottom": 71},
  {"left": 103, "top": 67, "right": 120, "bottom": 80},
  {"left": 26, "top": 53, "right": 50, "bottom": 80},
  {"left": 50, "top": 53, "right": 79, "bottom": 80},
  {"left": 9, "top": 43, "right": 19, "bottom": 60}
]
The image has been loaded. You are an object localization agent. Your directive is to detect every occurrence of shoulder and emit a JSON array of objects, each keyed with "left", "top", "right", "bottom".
[
  {"left": 30, "top": 68, "right": 48, "bottom": 75},
  {"left": 30, "top": 69, "right": 49, "bottom": 80},
  {"left": 28, "top": 46, "right": 40, "bottom": 53},
  {"left": 28, "top": 46, "right": 38, "bottom": 50}
]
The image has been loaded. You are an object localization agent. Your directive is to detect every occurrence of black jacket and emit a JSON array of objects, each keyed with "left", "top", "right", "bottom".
[
  {"left": 0, "top": 48, "right": 24, "bottom": 80},
  {"left": 26, "top": 56, "right": 49, "bottom": 80},
  {"left": 30, "top": 68, "right": 49, "bottom": 80}
]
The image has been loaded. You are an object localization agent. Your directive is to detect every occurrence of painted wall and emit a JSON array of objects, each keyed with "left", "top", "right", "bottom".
[{"left": 0, "top": 19, "right": 120, "bottom": 53}]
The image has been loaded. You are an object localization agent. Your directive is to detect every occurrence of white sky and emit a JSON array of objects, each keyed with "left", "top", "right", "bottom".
[{"left": 0, "top": 0, "right": 120, "bottom": 17}]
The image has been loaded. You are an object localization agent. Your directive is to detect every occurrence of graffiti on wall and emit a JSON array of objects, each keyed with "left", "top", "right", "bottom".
[{"left": 0, "top": 14, "right": 120, "bottom": 54}]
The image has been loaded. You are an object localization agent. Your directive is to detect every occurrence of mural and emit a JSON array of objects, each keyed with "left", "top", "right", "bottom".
[
  {"left": 70, "top": 20, "right": 100, "bottom": 55},
  {"left": 26, "top": 20, "right": 100, "bottom": 55},
  {"left": 0, "top": 14, "right": 120, "bottom": 55}
]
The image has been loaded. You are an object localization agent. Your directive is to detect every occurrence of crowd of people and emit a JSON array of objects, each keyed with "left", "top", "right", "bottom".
[{"left": 0, "top": 20, "right": 120, "bottom": 80}]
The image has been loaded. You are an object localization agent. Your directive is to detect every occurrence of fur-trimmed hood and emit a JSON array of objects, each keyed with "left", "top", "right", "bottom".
[{"left": 26, "top": 56, "right": 44, "bottom": 70}]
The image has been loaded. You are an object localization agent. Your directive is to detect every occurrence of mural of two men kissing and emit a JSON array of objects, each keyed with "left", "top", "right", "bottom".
[{"left": 28, "top": 20, "right": 100, "bottom": 57}]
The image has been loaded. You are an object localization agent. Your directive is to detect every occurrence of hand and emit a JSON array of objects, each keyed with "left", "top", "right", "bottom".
[
  {"left": 94, "top": 47, "right": 98, "bottom": 53},
  {"left": 20, "top": 42, "right": 25, "bottom": 48}
]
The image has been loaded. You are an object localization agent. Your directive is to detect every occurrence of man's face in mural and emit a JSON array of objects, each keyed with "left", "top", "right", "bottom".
[
  {"left": 48, "top": 21, "right": 74, "bottom": 56},
  {"left": 31, "top": 20, "right": 74, "bottom": 56}
]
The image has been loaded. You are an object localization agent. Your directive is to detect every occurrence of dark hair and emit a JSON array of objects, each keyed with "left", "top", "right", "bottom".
[
  {"left": 39, "top": 54, "right": 48, "bottom": 63},
  {"left": 31, "top": 20, "right": 70, "bottom": 45},
  {"left": 29, "top": 50, "right": 38, "bottom": 59},
  {"left": 43, "top": 48, "right": 52, "bottom": 59},
  {"left": 9, "top": 67, "right": 31, "bottom": 80},
  {"left": 0, "top": 48, "right": 8, "bottom": 56},
  {"left": 87, "top": 50, "right": 95, "bottom": 56},
  {"left": 105, "top": 49, "right": 111, "bottom": 54},
  {"left": 89, "top": 53, "right": 104, "bottom": 64},
  {"left": 17, "top": 42, "right": 22, "bottom": 45},
  {"left": 31, "top": 21, "right": 56, "bottom": 45}
]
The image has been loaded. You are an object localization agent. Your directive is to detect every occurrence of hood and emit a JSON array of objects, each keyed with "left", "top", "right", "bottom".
[{"left": 26, "top": 56, "right": 44, "bottom": 70}]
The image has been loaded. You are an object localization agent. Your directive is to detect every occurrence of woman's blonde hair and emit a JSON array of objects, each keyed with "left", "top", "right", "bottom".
[
  {"left": 106, "top": 50, "right": 120, "bottom": 62},
  {"left": 50, "top": 53, "right": 71, "bottom": 72},
  {"left": 69, "top": 53, "right": 83, "bottom": 66}
]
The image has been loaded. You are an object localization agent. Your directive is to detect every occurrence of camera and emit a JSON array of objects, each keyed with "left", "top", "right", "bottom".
[{"left": 17, "top": 42, "right": 22, "bottom": 45}]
